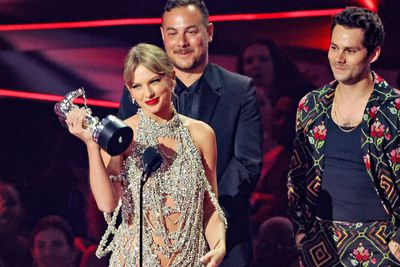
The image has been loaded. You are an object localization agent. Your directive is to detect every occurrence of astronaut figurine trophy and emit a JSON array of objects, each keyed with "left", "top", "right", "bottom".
[{"left": 54, "top": 88, "right": 133, "bottom": 156}]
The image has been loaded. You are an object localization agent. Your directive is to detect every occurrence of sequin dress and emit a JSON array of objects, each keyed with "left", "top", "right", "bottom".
[{"left": 96, "top": 109, "right": 227, "bottom": 267}]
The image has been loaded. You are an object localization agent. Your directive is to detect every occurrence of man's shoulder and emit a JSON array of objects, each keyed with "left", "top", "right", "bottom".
[
  {"left": 299, "top": 83, "right": 331, "bottom": 104},
  {"left": 206, "top": 63, "right": 252, "bottom": 87}
]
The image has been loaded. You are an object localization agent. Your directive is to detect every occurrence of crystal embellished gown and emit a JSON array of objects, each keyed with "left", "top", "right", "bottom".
[{"left": 96, "top": 109, "right": 227, "bottom": 267}]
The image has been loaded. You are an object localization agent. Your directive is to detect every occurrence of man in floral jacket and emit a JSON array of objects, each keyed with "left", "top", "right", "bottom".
[{"left": 288, "top": 6, "right": 400, "bottom": 266}]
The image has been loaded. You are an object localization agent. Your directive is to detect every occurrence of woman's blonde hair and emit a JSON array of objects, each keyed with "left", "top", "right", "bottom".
[{"left": 123, "top": 43, "right": 174, "bottom": 88}]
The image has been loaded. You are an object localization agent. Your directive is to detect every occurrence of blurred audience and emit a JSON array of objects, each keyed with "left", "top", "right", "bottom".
[
  {"left": 253, "top": 216, "right": 299, "bottom": 267},
  {"left": 237, "top": 38, "right": 313, "bottom": 235},
  {"left": 237, "top": 38, "right": 311, "bottom": 151},
  {"left": 0, "top": 180, "right": 31, "bottom": 267},
  {"left": 79, "top": 193, "right": 109, "bottom": 267},
  {"left": 25, "top": 162, "right": 87, "bottom": 236},
  {"left": 31, "top": 215, "right": 79, "bottom": 267}
]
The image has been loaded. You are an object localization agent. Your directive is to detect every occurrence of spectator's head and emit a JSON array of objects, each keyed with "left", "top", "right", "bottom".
[
  {"left": 237, "top": 39, "right": 281, "bottom": 90},
  {"left": 31, "top": 215, "right": 77, "bottom": 267},
  {"left": 237, "top": 38, "right": 311, "bottom": 104},
  {"left": 0, "top": 181, "right": 23, "bottom": 235},
  {"left": 254, "top": 217, "right": 298, "bottom": 267},
  {"left": 160, "top": 0, "right": 213, "bottom": 74},
  {"left": 331, "top": 6, "right": 384, "bottom": 56}
]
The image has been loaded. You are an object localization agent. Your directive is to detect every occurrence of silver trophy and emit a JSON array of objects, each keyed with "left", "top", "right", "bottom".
[{"left": 54, "top": 88, "right": 133, "bottom": 156}]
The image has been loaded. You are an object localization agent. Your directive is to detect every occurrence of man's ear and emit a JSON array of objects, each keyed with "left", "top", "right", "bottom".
[
  {"left": 160, "top": 26, "right": 165, "bottom": 42},
  {"left": 207, "top": 23, "right": 214, "bottom": 42},
  {"left": 369, "top": 46, "right": 381, "bottom": 63}
]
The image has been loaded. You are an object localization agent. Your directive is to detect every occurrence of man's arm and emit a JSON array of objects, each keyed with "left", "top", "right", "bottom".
[
  {"left": 117, "top": 86, "right": 139, "bottom": 120},
  {"left": 217, "top": 81, "right": 262, "bottom": 198},
  {"left": 287, "top": 95, "right": 313, "bottom": 239}
]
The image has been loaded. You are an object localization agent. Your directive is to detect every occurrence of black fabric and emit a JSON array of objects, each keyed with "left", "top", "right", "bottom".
[
  {"left": 316, "top": 119, "right": 389, "bottom": 222},
  {"left": 174, "top": 77, "right": 202, "bottom": 119}
]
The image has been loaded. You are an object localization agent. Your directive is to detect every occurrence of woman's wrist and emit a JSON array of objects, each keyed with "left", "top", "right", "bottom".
[{"left": 86, "top": 142, "right": 100, "bottom": 151}]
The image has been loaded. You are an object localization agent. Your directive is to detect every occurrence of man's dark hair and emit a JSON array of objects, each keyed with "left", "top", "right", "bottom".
[
  {"left": 331, "top": 6, "right": 385, "bottom": 55},
  {"left": 163, "top": 0, "right": 209, "bottom": 25}
]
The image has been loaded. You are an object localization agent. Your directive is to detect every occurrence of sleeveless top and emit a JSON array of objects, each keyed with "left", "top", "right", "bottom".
[{"left": 96, "top": 109, "right": 227, "bottom": 266}]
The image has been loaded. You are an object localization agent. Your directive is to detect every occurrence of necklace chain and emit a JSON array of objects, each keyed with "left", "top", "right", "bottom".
[
  {"left": 333, "top": 89, "right": 361, "bottom": 133},
  {"left": 157, "top": 143, "right": 176, "bottom": 160}
]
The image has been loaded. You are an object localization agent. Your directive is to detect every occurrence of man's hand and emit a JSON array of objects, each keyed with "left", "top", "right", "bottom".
[
  {"left": 295, "top": 233, "right": 306, "bottom": 247},
  {"left": 388, "top": 240, "right": 400, "bottom": 261},
  {"left": 200, "top": 246, "right": 225, "bottom": 267}
]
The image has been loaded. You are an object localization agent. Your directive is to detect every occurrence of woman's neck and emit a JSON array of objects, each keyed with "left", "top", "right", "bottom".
[{"left": 142, "top": 106, "right": 175, "bottom": 124}]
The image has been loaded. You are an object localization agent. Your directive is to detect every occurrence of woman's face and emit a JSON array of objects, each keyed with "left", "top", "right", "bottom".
[
  {"left": 242, "top": 43, "right": 274, "bottom": 88},
  {"left": 32, "top": 228, "right": 74, "bottom": 267},
  {"left": 128, "top": 64, "right": 175, "bottom": 121}
]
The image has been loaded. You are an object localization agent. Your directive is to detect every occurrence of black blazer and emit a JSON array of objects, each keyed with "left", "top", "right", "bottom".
[{"left": 118, "top": 63, "right": 263, "bottom": 266}]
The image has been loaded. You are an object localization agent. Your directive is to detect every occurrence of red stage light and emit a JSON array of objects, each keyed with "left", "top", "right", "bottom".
[
  {"left": 360, "top": 0, "right": 378, "bottom": 12},
  {"left": 0, "top": 9, "right": 343, "bottom": 31},
  {"left": 0, "top": 89, "right": 119, "bottom": 108}
]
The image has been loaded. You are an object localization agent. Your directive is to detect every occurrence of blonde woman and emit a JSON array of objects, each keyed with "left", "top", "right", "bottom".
[{"left": 67, "top": 43, "right": 226, "bottom": 267}]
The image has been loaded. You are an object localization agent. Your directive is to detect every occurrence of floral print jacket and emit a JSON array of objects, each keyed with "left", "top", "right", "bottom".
[{"left": 287, "top": 72, "right": 400, "bottom": 242}]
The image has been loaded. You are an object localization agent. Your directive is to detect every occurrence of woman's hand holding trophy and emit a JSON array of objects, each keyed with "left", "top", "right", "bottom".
[{"left": 54, "top": 88, "right": 133, "bottom": 156}]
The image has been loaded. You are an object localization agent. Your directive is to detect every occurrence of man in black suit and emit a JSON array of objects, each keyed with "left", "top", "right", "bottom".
[{"left": 118, "top": 1, "right": 262, "bottom": 265}]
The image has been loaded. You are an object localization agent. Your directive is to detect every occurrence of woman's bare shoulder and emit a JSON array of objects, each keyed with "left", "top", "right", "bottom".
[{"left": 179, "top": 115, "right": 215, "bottom": 143}]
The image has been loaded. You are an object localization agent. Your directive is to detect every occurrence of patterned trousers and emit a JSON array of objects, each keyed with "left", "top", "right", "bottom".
[{"left": 297, "top": 219, "right": 400, "bottom": 266}]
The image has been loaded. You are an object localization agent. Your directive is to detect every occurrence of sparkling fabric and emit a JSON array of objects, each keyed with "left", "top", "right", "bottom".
[{"left": 96, "top": 108, "right": 227, "bottom": 266}]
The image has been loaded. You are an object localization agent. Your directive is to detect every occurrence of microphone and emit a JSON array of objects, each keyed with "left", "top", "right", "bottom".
[
  {"left": 141, "top": 146, "right": 162, "bottom": 184},
  {"left": 139, "top": 146, "right": 162, "bottom": 267}
]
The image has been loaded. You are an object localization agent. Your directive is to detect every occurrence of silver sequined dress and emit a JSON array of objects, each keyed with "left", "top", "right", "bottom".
[{"left": 96, "top": 109, "right": 227, "bottom": 266}]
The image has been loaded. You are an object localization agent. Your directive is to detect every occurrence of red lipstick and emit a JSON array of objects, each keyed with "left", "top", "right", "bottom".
[{"left": 145, "top": 97, "right": 159, "bottom": 105}]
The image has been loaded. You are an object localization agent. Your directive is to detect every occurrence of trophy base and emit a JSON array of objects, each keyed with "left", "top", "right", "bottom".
[{"left": 96, "top": 115, "right": 133, "bottom": 156}]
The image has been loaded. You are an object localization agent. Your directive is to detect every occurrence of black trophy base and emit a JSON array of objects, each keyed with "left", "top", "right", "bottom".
[{"left": 97, "top": 115, "right": 133, "bottom": 156}]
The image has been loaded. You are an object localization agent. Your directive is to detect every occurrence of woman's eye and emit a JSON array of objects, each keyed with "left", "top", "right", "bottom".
[{"left": 151, "top": 78, "right": 161, "bottom": 84}]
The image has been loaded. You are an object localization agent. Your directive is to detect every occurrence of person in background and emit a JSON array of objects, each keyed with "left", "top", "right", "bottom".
[
  {"left": 118, "top": 1, "right": 263, "bottom": 266},
  {"left": 237, "top": 39, "right": 312, "bottom": 235},
  {"left": 31, "top": 215, "right": 79, "bottom": 267},
  {"left": 0, "top": 180, "right": 31, "bottom": 267},
  {"left": 237, "top": 38, "right": 311, "bottom": 151},
  {"left": 78, "top": 193, "right": 109, "bottom": 267},
  {"left": 288, "top": 6, "right": 400, "bottom": 266},
  {"left": 253, "top": 216, "right": 299, "bottom": 267}
]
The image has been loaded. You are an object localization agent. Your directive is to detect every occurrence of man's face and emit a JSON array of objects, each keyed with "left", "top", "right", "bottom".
[
  {"left": 160, "top": 5, "right": 213, "bottom": 73},
  {"left": 328, "top": 24, "right": 379, "bottom": 85}
]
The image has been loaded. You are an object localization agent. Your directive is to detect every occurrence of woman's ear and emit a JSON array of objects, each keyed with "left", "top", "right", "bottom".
[{"left": 125, "top": 84, "right": 136, "bottom": 104}]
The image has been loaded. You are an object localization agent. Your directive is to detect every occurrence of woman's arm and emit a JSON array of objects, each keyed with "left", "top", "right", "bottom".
[
  {"left": 188, "top": 119, "right": 226, "bottom": 266},
  {"left": 67, "top": 109, "right": 121, "bottom": 213}
]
